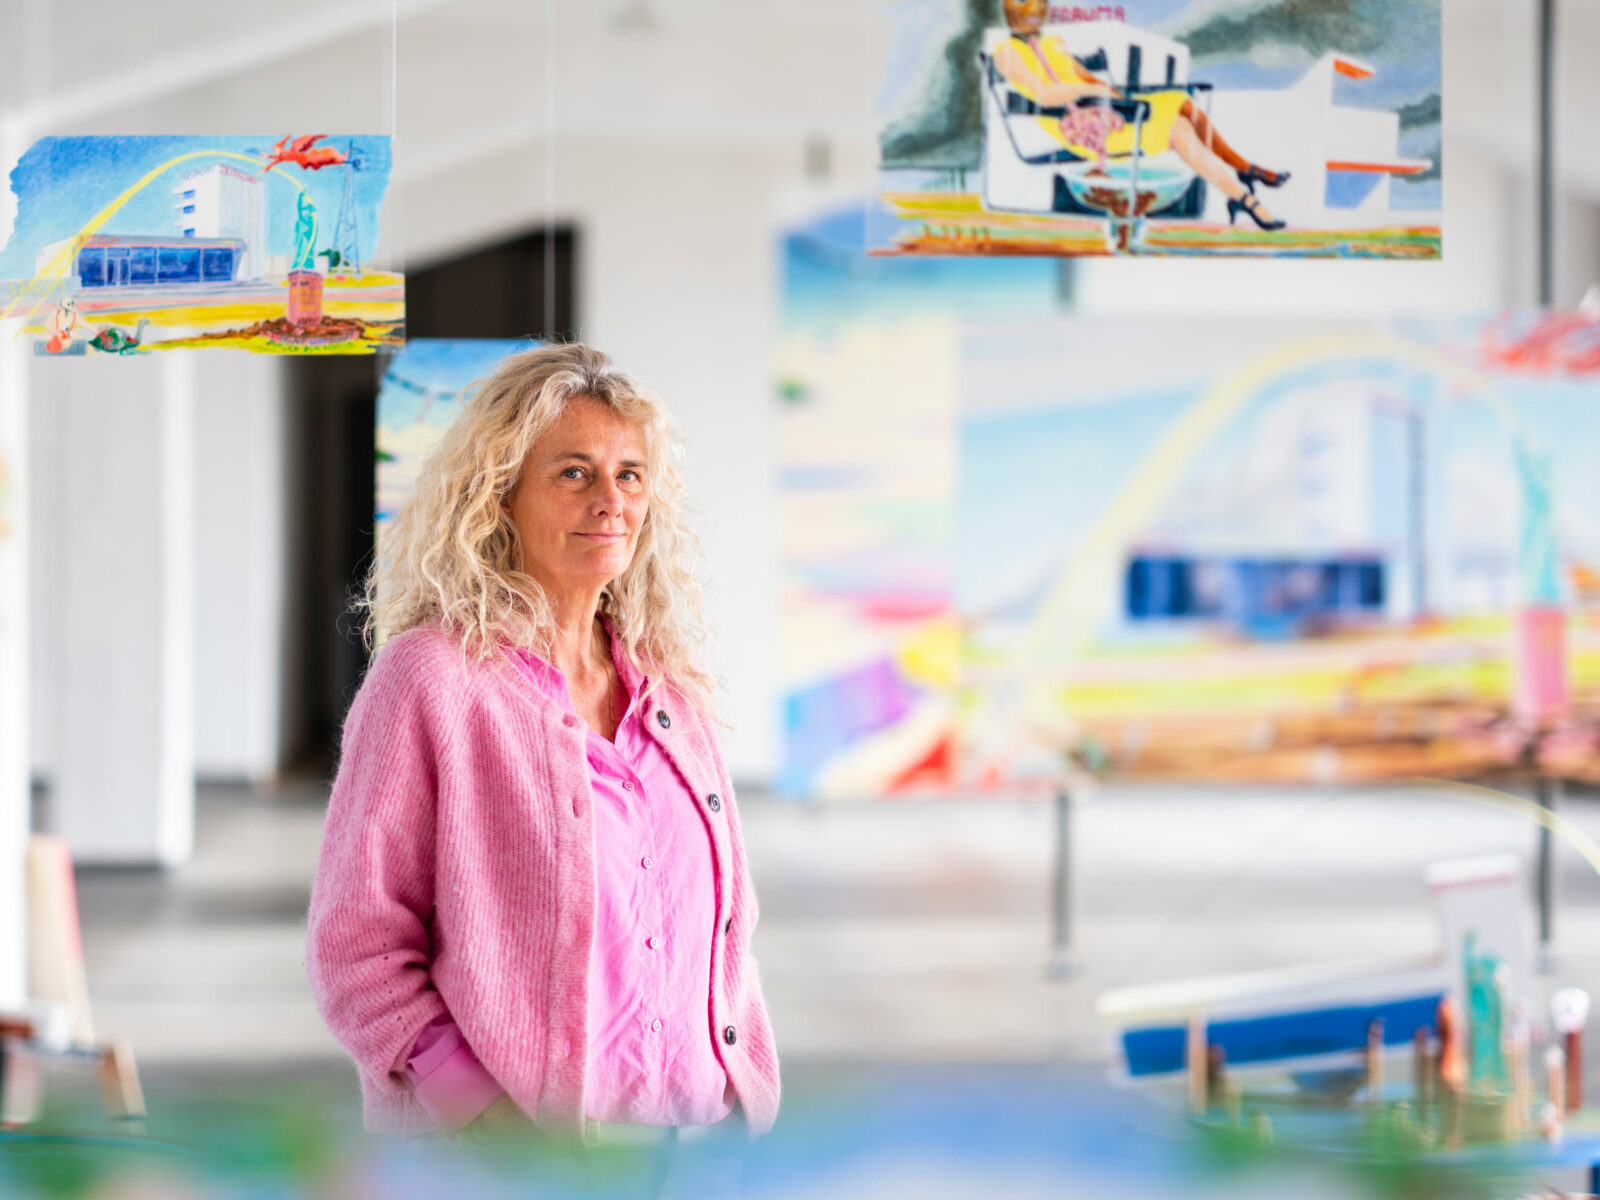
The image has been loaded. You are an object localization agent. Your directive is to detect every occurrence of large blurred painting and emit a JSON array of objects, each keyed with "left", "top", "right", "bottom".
[
  {"left": 779, "top": 211, "right": 1600, "bottom": 796},
  {"left": 960, "top": 313, "right": 1600, "bottom": 787},
  {"left": 1, "top": 135, "right": 400, "bottom": 354},
  {"left": 874, "top": 0, "right": 1442, "bottom": 258}
]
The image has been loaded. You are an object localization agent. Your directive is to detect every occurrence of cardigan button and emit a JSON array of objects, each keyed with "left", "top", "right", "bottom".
[
  {"left": 656, "top": 709, "right": 670, "bottom": 729},
  {"left": 707, "top": 793, "right": 721, "bottom": 812},
  {"left": 724, "top": 917, "right": 732, "bottom": 935},
  {"left": 723, "top": 1025, "right": 737, "bottom": 1046}
]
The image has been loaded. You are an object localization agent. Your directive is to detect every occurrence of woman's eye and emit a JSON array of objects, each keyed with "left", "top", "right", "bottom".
[
  {"left": 619, "top": 470, "right": 641, "bottom": 483},
  {"left": 562, "top": 467, "right": 584, "bottom": 480}
]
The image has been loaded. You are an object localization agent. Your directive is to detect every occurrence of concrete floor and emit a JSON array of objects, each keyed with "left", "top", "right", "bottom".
[{"left": 69, "top": 779, "right": 1600, "bottom": 1074}]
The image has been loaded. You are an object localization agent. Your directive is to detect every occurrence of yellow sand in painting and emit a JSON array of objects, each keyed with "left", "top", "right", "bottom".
[
  {"left": 25, "top": 300, "right": 402, "bottom": 334},
  {"left": 877, "top": 191, "right": 1443, "bottom": 259}
]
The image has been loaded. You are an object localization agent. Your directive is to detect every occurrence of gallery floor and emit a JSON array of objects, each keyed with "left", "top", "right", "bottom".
[
  {"left": 32, "top": 779, "right": 1600, "bottom": 1196},
  {"left": 65, "top": 778, "right": 1600, "bottom": 1074}
]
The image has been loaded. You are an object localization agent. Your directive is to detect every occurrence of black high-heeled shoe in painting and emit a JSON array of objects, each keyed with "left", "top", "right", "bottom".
[
  {"left": 1228, "top": 192, "right": 1287, "bottom": 231},
  {"left": 1237, "top": 164, "right": 1290, "bottom": 192}
]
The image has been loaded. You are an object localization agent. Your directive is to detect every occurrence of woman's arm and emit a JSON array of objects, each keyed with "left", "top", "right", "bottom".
[
  {"left": 993, "top": 39, "right": 1116, "bottom": 108},
  {"left": 305, "top": 638, "right": 454, "bottom": 1096}
]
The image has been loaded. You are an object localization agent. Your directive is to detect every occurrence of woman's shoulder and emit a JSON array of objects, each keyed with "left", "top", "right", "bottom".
[{"left": 359, "top": 623, "right": 503, "bottom": 713}]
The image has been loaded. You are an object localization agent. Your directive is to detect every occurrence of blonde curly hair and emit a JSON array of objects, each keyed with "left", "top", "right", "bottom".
[{"left": 366, "top": 342, "right": 713, "bottom": 712}]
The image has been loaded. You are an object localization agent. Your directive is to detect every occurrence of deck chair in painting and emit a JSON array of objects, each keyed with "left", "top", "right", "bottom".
[
  {"left": 0, "top": 834, "right": 146, "bottom": 1130},
  {"left": 977, "top": 21, "right": 1212, "bottom": 222}
]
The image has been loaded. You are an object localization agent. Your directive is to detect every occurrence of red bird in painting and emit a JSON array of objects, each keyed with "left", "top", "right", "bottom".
[{"left": 260, "top": 134, "right": 349, "bottom": 172}]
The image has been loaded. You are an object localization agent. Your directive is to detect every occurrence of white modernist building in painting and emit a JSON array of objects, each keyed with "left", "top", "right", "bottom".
[
  {"left": 1206, "top": 51, "right": 1433, "bottom": 229},
  {"left": 173, "top": 164, "right": 266, "bottom": 279}
]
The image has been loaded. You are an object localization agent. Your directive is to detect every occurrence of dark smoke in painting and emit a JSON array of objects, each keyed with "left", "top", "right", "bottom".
[
  {"left": 1176, "top": 0, "right": 1436, "bottom": 66},
  {"left": 880, "top": 0, "right": 1001, "bottom": 170}
]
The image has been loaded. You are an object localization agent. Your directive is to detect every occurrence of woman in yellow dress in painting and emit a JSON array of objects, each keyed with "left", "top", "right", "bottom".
[{"left": 994, "top": 0, "right": 1290, "bottom": 230}]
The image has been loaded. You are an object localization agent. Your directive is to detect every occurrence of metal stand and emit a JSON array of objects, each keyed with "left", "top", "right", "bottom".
[
  {"left": 1536, "top": 777, "right": 1559, "bottom": 974},
  {"left": 1048, "top": 787, "right": 1079, "bottom": 980},
  {"left": 1537, "top": 0, "right": 1556, "bottom": 308}
]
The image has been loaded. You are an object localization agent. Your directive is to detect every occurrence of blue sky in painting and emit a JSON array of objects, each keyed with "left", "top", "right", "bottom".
[
  {"left": 957, "top": 349, "right": 1600, "bottom": 618},
  {"left": 0, "top": 134, "right": 392, "bottom": 279},
  {"left": 958, "top": 386, "right": 1193, "bottom": 614},
  {"left": 782, "top": 202, "right": 1058, "bottom": 327},
  {"left": 377, "top": 339, "right": 534, "bottom": 428}
]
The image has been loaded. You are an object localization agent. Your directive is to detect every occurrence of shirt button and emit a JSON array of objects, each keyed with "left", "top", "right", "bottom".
[
  {"left": 707, "top": 793, "right": 721, "bottom": 812},
  {"left": 723, "top": 1026, "right": 737, "bottom": 1046},
  {"left": 650, "top": 1018, "right": 663, "bottom": 1033},
  {"left": 641, "top": 856, "right": 653, "bottom": 869},
  {"left": 646, "top": 935, "right": 660, "bottom": 950},
  {"left": 623, "top": 780, "right": 634, "bottom": 791},
  {"left": 656, "top": 709, "right": 671, "bottom": 729}
]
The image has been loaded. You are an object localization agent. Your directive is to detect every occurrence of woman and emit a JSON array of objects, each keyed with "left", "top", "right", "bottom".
[
  {"left": 994, "top": 0, "right": 1290, "bottom": 230},
  {"left": 306, "top": 344, "right": 780, "bottom": 1152}
]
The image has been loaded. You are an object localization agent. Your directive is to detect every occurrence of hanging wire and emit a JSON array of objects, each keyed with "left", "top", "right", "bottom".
[{"left": 544, "top": 0, "right": 556, "bottom": 340}]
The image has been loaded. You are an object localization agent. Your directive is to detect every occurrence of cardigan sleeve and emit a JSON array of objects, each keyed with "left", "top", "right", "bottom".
[{"left": 305, "top": 637, "right": 453, "bottom": 1093}]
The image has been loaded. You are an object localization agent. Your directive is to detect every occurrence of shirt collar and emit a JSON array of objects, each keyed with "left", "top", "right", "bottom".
[{"left": 507, "top": 614, "right": 649, "bottom": 714}]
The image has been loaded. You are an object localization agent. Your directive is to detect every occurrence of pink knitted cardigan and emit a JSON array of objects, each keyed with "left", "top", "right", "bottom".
[{"left": 305, "top": 624, "right": 781, "bottom": 1139}]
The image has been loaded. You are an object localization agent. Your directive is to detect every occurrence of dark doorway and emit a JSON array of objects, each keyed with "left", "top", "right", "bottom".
[{"left": 281, "top": 227, "right": 579, "bottom": 774}]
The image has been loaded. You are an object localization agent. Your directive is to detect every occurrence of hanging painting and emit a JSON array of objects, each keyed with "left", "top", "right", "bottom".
[
  {"left": 376, "top": 338, "right": 534, "bottom": 544},
  {"left": 874, "top": 0, "right": 1442, "bottom": 258},
  {"left": 778, "top": 202, "right": 1600, "bottom": 796},
  {"left": 1, "top": 135, "right": 400, "bottom": 354}
]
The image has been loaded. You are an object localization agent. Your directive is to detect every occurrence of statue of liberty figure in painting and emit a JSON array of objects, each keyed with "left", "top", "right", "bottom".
[
  {"left": 293, "top": 193, "right": 319, "bottom": 272},
  {"left": 1464, "top": 932, "right": 1512, "bottom": 1093}
]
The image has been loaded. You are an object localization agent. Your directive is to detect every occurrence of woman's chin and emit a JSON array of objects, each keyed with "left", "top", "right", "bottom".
[{"left": 570, "top": 550, "right": 634, "bottom": 580}]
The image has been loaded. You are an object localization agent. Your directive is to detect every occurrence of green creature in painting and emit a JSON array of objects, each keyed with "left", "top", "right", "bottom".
[{"left": 88, "top": 317, "right": 149, "bottom": 355}]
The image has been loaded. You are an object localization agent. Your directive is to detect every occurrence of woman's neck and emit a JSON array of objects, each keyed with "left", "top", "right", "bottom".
[{"left": 544, "top": 586, "right": 609, "bottom": 679}]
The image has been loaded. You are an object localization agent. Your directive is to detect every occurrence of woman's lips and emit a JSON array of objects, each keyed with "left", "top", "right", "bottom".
[{"left": 576, "top": 531, "right": 626, "bottom": 542}]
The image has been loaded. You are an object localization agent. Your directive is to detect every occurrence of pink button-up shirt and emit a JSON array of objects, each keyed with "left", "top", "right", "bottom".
[{"left": 403, "top": 627, "right": 732, "bottom": 1133}]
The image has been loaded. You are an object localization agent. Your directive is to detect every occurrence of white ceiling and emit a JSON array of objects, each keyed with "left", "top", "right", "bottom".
[{"left": 2, "top": 1, "right": 1598, "bottom": 218}]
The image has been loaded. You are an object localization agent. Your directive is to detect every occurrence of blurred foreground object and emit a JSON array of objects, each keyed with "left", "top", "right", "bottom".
[
  {"left": 0, "top": 834, "right": 144, "bottom": 1129},
  {"left": 1100, "top": 852, "right": 1600, "bottom": 1182}
]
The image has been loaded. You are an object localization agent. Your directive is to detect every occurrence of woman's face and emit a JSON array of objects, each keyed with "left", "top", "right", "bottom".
[
  {"left": 505, "top": 396, "right": 650, "bottom": 599},
  {"left": 1004, "top": 0, "right": 1047, "bottom": 34}
]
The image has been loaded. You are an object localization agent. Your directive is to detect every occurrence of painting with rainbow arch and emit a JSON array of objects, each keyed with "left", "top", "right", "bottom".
[
  {"left": 0, "top": 135, "right": 400, "bottom": 354},
  {"left": 959, "top": 312, "right": 1600, "bottom": 790},
  {"left": 873, "top": 0, "right": 1441, "bottom": 259},
  {"left": 779, "top": 205, "right": 1600, "bottom": 797}
]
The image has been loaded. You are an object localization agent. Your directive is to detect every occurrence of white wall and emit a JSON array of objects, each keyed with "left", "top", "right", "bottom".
[
  {"left": 29, "top": 356, "right": 286, "bottom": 786},
  {"left": 190, "top": 356, "right": 288, "bottom": 781}
]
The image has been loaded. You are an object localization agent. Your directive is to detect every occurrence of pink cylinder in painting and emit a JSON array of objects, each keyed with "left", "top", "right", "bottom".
[
  {"left": 1514, "top": 606, "right": 1568, "bottom": 721},
  {"left": 287, "top": 269, "right": 324, "bottom": 326}
]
